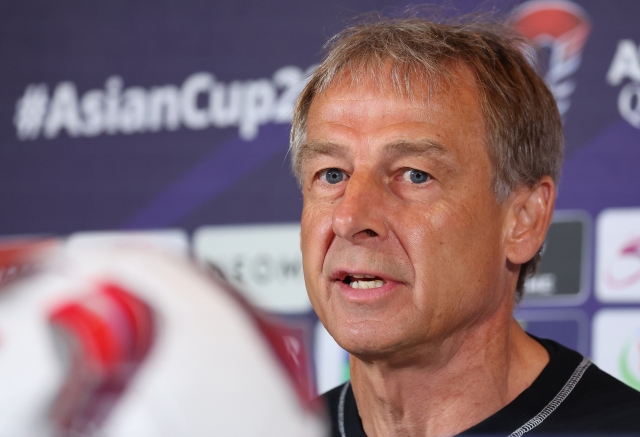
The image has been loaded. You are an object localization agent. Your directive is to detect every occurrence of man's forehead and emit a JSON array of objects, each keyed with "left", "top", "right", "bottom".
[
  {"left": 307, "top": 64, "right": 482, "bottom": 129},
  {"left": 294, "top": 62, "right": 487, "bottom": 178},
  {"left": 314, "top": 60, "right": 477, "bottom": 105}
]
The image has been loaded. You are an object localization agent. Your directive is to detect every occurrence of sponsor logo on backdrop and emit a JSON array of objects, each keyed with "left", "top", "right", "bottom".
[
  {"left": 619, "top": 332, "right": 640, "bottom": 391},
  {"left": 593, "top": 309, "right": 640, "bottom": 390},
  {"left": 193, "top": 223, "right": 311, "bottom": 313},
  {"left": 596, "top": 208, "right": 640, "bottom": 302},
  {"left": 511, "top": 0, "right": 591, "bottom": 116},
  {"left": 13, "top": 65, "right": 314, "bottom": 142},
  {"left": 524, "top": 272, "right": 557, "bottom": 295},
  {"left": 522, "top": 211, "right": 589, "bottom": 305},
  {"left": 606, "top": 237, "right": 640, "bottom": 290},
  {"left": 607, "top": 39, "right": 640, "bottom": 128}
]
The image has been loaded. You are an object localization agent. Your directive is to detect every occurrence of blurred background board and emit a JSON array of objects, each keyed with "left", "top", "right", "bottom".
[{"left": 1, "top": 0, "right": 640, "bottom": 394}]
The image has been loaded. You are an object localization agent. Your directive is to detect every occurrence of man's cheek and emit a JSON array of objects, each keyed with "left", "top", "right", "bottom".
[
  {"left": 401, "top": 205, "right": 460, "bottom": 249},
  {"left": 405, "top": 204, "right": 486, "bottom": 277},
  {"left": 301, "top": 207, "right": 333, "bottom": 281}
]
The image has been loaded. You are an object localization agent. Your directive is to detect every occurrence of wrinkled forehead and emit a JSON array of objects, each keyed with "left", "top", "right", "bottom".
[
  {"left": 297, "top": 64, "right": 490, "bottom": 183},
  {"left": 295, "top": 61, "right": 484, "bottom": 155},
  {"left": 302, "top": 60, "right": 486, "bottom": 153}
]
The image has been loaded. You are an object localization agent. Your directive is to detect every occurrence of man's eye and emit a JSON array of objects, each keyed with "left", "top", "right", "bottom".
[
  {"left": 321, "top": 168, "right": 345, "bottom": 184},
  {"left": 403, "top": 169, "right": 430, "bottom": 184}
]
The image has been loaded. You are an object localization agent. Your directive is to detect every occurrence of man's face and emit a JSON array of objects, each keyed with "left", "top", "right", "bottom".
[{"left": 299, "top": 69, "right": 513, "bottom": 360}]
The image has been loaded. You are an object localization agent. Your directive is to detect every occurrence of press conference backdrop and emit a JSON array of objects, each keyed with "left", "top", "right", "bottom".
[{"left": 1, "top": 0, "right": 640, "bottom": 395}]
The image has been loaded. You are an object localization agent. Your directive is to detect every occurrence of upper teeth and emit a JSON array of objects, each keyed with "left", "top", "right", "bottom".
[
  {"left": 349, "top": 278, "right": 385, "bottom": 289},
  {"left": 351, "top": 274, "right": 375, "bottom": 279}
]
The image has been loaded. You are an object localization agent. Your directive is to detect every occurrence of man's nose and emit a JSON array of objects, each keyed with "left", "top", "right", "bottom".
[{"left": 332, "top": 171, "right": 387, "bottom": 242}]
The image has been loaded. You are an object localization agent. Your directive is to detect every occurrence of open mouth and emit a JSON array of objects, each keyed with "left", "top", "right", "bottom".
[{"left": 342, "top": 274, "right": 387, "bottom": 289}]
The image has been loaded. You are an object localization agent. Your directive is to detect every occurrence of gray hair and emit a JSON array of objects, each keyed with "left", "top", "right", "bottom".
[{"left": 290, "top": 13, "right": 564, "bottom": 299}]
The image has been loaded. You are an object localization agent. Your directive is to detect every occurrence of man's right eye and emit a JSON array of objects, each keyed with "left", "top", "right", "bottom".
[{"left": 321, "top": 168, "right": 345, "bottom": 184}]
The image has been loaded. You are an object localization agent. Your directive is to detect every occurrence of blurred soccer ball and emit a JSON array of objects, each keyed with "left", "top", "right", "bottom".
[{"left": 0, "top": 240, "right": 326, "bottom": 437}]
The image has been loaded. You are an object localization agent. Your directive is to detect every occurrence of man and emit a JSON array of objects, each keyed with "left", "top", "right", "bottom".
[{"left": 291, "top": 14, "right": 640, "bottom": 437}]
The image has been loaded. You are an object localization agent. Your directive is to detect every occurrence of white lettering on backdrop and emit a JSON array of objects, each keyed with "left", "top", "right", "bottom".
[
  {"left": 13, "top": 65, "right": 315, "bottom": 142},
  {"left": 607, "top": 40, "right": 640, "bottom": 129}
]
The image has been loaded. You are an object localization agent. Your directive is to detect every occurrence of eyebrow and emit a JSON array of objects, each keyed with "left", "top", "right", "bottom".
[
  {"left": 297, "top": 140, "right": 348, "bottom": 169},
  {"left": 298, "top": 138, "right": 451, "bottom": 164},
  {"left": 381, "top": 139, "right": 450, "bottom": 158}
]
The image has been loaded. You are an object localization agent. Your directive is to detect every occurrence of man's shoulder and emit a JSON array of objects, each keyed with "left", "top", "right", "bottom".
[
  {"left": 579, "top": 360, "right": 640, "bottom": 402},
  {"left": 543, "top": 338, "right": 640, "bottom": 407},
  {"left": 558, "top": 360, "right": 640, "bottom": 419},
  {"left": 535, "top": 339, "right": 640, "bottom": 434}
]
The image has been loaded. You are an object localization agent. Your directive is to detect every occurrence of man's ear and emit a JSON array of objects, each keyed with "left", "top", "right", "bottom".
[{"left": 504, "top": 175, "right": 556, "bottom": 265}]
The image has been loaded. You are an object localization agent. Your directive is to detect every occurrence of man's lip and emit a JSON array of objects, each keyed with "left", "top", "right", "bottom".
[
  {"left": 333, "top": 276, "right": 401, "bottom": 303},
  {"left": 330, "top": 268, "right": 398, "bottom": 284}
]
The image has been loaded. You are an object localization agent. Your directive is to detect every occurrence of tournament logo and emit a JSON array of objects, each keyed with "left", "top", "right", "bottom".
[{"left": 510, "top": 0, "right": 591, "bottom": 116}]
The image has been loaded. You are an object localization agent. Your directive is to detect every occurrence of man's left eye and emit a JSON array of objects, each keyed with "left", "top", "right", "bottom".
[{"left": 402, "top": 169, "right": 430, "bottom": 184}]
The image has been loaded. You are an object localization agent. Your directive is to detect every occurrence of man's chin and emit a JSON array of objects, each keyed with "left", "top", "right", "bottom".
[{"left": 333, "top": 330, "right": 412, "bottom": 362}]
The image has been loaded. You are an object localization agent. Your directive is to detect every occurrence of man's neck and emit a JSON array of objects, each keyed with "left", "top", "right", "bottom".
[{"left": 349, "top": 313, "right": 549, "bottom": 437}]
